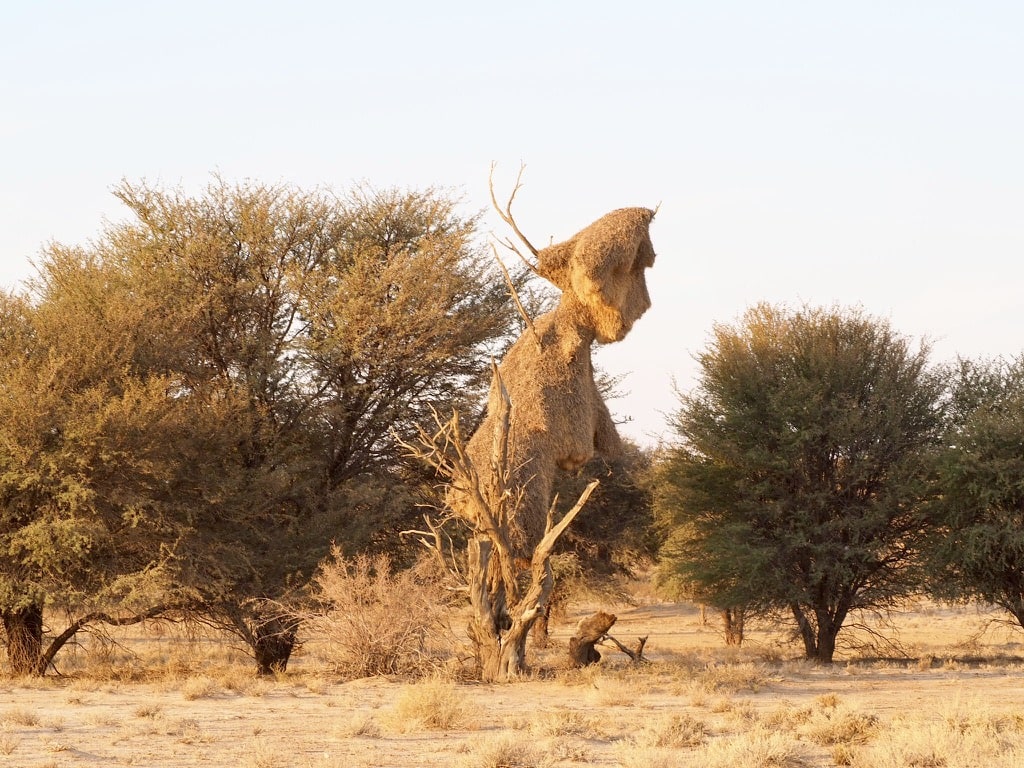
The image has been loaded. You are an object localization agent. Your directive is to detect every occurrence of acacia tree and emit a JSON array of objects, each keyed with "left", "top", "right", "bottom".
[
  {"left": 108, "top": 178, "right": 514, "bottom": 672},
  {"left": 656, "top": 304, "right": 945, "bottom": 663},
  {"left": 926, "top": 355, "right": 1024, "bottom": 628},
  {"left": 1, "top": 177, "right": 516, "bottom": 675},
  {"left": 0, "top": 257, "right": 201, "bottom": 675}
]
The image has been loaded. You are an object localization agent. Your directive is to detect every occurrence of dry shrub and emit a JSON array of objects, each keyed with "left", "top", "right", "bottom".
[
  {"left": 385, "top": 678, "right": 469, "bottom": 732},
  {"left": 759, "top": 703, "right": 814, "bottom": 731},
  {"left": 1, "top": 707, "right": 40, "bottom": 727},
  {"left": 335, "top": 713, "right": 382, "bottom": 738},
  {"left": 246, "top": 737, "right": 285, "bottom": 768},
  {"left": 611, "top": 741, "right": 678, "bottom": 768},
  {"left": 0, "top": 731, "right": 20, "bottom": 756},
  {"left": 305, "top": 549, "right": 453, "bottom": 679}
]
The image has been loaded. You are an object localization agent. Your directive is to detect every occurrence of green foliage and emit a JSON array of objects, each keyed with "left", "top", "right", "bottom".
[
  {"left": 927, "top": 355, "right": 1024, "bottom": 627},
  {"left": 655, "top": 303, "right": 945, "bottom": 662}
]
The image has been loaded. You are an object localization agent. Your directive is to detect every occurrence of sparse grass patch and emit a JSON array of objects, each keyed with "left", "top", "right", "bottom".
[
  {"left": 181, "top": 675, "right": 221, "bottom": 700},
  {"left": 246, "top": 737, "right": 285, "bottom": 768},
  {"left": 0, "top": 732, "right": 20, "bottom": 755},
  {"left": 386, "top": 678, "right": 469, "bottom": 732},
  {"left": 815, "top": 692, "right": 841, "bottom": 708},
  {"left": 799, "top": 706, "right": 878, "bottom": 746},
  {"left": 1, "top": 706, "right": 40, "bottom": 727},
  {"left": 461, "top": 733, "right": 553, "bottom": 768},
  {"left": 853, "top": 716, "right": 1024, "bottom": 768},
  {"left": 632, "top": 711, "right": 708, "bottom": 748},
  {"left": 611, "top": 741, "right": 679, "bottom": 768},
  {"left": 85, "top": 711, "right": 119, "bottom": 727},
  {"left": 695, "top": 727, "right": 807, "bottom": 768},
  {"left": 335, "top": 712, "right": 382, "bottom": 738},
  {"left": 693, "top": 662, "right": 769, "bottom": 694},
  {"left": 529, "top": 707, "right": 607, "bottom": 739},
  {"left": 134, "top": 702, "right": 163, "bottom": 719},
  {"left": 759, "top": 703, "right": 813, "bottom": 731},
  {"left": 175, "top": 718, "right": 211, "bottom": 744}
]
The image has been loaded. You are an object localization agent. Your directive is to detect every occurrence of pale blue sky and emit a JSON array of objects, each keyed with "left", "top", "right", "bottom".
[{"left": 2, "top": 2, "right": 1022, "bottom": 445}]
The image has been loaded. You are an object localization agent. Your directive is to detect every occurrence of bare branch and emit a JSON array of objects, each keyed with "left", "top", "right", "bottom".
[
  {"left": 489, "top": 162, "right": 541, "bottom": 261},
  {"left": 601, "top": 633, "right": 649, "bottom": 664},
  {"left": 532, "top": 479, "right": 599, "bottom": 567},
  {"left": 491, "top": 245, "right": 540, "bottom": 347}
]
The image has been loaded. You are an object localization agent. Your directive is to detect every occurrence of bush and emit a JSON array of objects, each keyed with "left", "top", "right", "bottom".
[{"left": 304, "top": 548, "right": 453, "bottom": 678}]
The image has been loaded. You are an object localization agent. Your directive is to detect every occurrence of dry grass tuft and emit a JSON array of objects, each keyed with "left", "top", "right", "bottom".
[
  {"left": 0, "top": 731, "right": 20, "bottom": 756},
  {"left": 693, "top": 662, "right": 769, "bottom": 694},
  {"left": 385, "top": 678, "right": 469, "bottom": 732},
  {"left": 134, "top": 702, "right": 163, "bottom": 719},
  {"left": 245, "top": 737, "right": 286, "bottom": 768},
  {"left": 335, "top": 713, "right": 383, "bottom": 739},
  {"left": 799, "top": 706, "right": 878, "bottom": 746},
  {"left": 632, "top": 712, "right": 709, "bottom": 748},
  {"left": 1, "top": 706, "right": 41, "bottom": 727},
  {"left": 696, "top": 727, "right": 807, "bottom": 767},
  {"left": 529, "top": 707, "right": 607, "bottom": 739},
  {"left": 611, "top": 741, "right": 679, "bottom": 768},
  {"left": 759, "top": 703, "right": 814, "bottom": 730},
  {"left": 461, "top": 733, "right": 553, "bottom": 768},
  {"left": 853, "top": 715, "right": 1024, "bottom": 768},
  {"left": 181, "top": 675, "right": 221, "bottom": 700}
]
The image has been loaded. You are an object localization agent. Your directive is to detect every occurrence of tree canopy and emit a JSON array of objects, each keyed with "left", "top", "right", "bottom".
[
  {"left": 655, "top": 303, "right": 946, "bottom": 662},
  {"left": 1, "top": 177, "right": 517, "bottom": 674},
  {"left": 927, "top": 355, "right": 1024, "bottom": 628}
]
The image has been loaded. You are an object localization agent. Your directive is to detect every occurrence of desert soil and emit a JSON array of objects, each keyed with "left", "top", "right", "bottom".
[{"left": 2, "top": 600, "right": 1024, "bottom": 767}]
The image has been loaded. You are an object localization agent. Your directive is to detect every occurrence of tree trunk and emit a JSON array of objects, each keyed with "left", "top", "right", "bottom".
[
  {"left": 722, "top": 607, "right": 745, "bottom": 646},
  {"left": 531, "top": 603, "right": 551, "bottom": 648},
  {"left": 252, "top": 614, "right": 298, "bottom": 675},
  {"left": 568, "top": 611, "right": 616, "bottom": 667},
  {"left": 814, "top": 607, "right": 840, "bottom": 664},
  {"left": 468, "top": 536, "right": 534, "bottom": 682},
  {"left": 791, "top": 603, "right": 818, "bottom": 659},
  {"left": 468, "top": 527, "right": 573, "bottom": 682},
  {"left": 2, "top": 604, "right": 44, "bottom": 676}
]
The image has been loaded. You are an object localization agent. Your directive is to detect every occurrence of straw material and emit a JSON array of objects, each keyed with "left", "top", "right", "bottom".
[{"left": 464, "top": 207, "right": 657, "bottom": 553}]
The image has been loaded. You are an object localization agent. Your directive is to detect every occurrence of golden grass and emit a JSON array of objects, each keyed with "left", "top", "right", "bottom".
[
  {"left": 2, "top": 598, "right": 1024, "bottom": 767},
  {"left": 385, "top": 678, "right": 470, "bottom": 732},
  {"left": 461, "top": 733, "right": 552, "bottom": 768}
]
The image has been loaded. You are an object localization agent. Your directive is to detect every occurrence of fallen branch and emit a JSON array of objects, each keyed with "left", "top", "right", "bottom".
[{"left": 601, "top": 633, "right": 649, "bottom": 664}]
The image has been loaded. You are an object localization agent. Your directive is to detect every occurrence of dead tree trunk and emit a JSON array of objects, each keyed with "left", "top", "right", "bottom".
[
  {"left": 403, "top": 369, "right": 598, "bottom": 683},
  {"left": 468, "top": 481, "right": 598, "bottom": 682},
  {"left": 226, "top": 603, "right": 300, "bottom": 676},
  {"left": 568, "top": 611, "right": 617, "bottom": 667}
]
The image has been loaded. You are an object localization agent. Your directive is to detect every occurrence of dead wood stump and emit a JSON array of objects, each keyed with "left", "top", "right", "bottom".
[{"left": 568, "top": 611, "right": 617, "bottom": 667}]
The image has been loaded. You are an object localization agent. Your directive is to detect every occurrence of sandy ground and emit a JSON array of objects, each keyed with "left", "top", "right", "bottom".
[{"left": 3, "top": 601, "right": 1024, "bottom": 767}]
